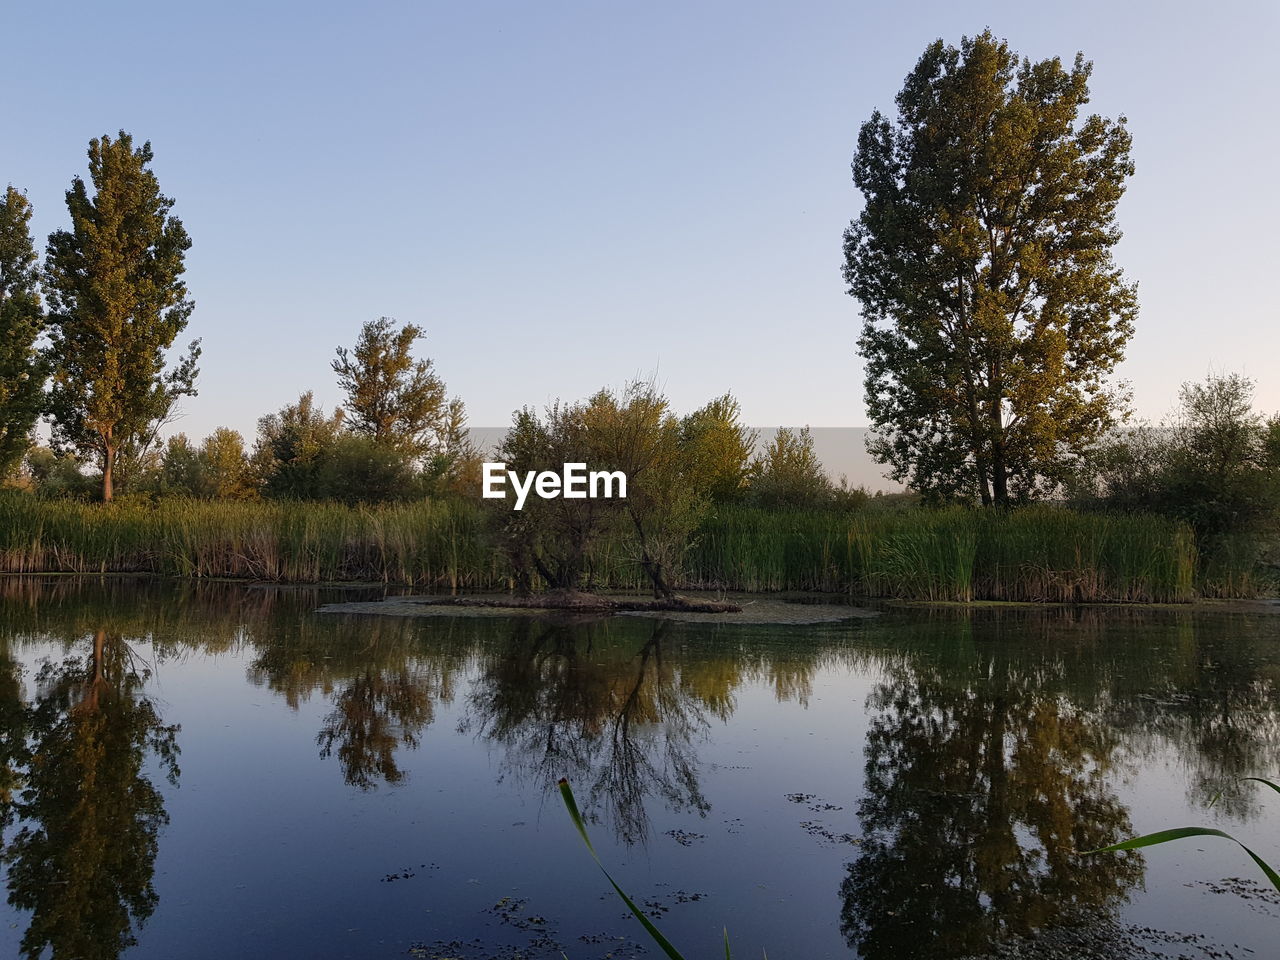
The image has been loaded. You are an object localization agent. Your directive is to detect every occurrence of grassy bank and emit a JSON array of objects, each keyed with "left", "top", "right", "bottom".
[{"left": 0, "top": 495, "right": 1211, "bottom": 602}]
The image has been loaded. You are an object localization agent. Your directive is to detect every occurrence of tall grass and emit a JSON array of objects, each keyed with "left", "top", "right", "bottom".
[
  {"left": 0, "top": 495, "right": 504, "bottom": 588},
  {"left": 687, "top": 504, "right": 1199, "bottom": 602},
  {"left": 0, "top": 495, "right": 1209, "bottom": 601}
]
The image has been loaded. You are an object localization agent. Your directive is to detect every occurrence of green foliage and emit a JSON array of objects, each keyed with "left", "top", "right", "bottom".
[
  {"left": 844, "top": 31, "right": 1136, "bottom": 505},
  {"left": 582, "top": 381, "right": 707, "bottom": 598},
  {"left": 157, "top": 434, "right": 201, "bottom": 495},
  {"left": 498, "top": 381, "right": 711, "bottom": 597},
  {"left": 20, "top": 447, "right": 95, "bottom": 499},
  {"left": 0, "top": 495, "right": 1201, "bottom": 601},
  {"left": 43, "top": 132, "right": 199, "bottom": 502},
  {"left": 498, "top": 401, "right": 610, "bottom": 592},
  {"left": 251, "top": 391, "right": 346, "bottom": 499},
  {"left": 0, "top": 186, "right": 46, "bottom": 479},
  {"left": 687, "top": 504, "right": 1195, "bottom": 601},
  {"left": 332, "top": 316, "right": 452, "bottom": 457},
  {"left": 1166, "top": 374, "right": 1276, "bottom": 541},
  {"left": 1077, "top": 372, "right": 1279, "bottom": 594},
  {"left": 1086, "top": 778, "right": 1280, "bottom": 894},
  {"left": 199, "top": 427, "right": 253, "bottom": 499},
  {"left": 422, "top": 396, "right": 482, "bottom": 496},
  {"left": 251, "top": 388, "right": 467, "bottom": 504},
  {"left": 746, "top": 427, "right": 832, "bottom": 507},
  {"left": 159, "top": 428, "right": 252, "bottom": 500},
  {"left": 317, "top": 433, "right": 420, "bottom": 505},
  {"left": 680, "top": 394, "right": 755, "bottom": 503}
]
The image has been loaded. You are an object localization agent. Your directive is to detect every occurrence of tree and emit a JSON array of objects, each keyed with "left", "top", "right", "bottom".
[
  {"left": 250, "top": 392, "right": 345, "bottom": 499},
  {"left": 44, "top": 132, "right": 199, "bottom": 502},
  {"left": 496, "top": 382, "right": 712, "bottom": 597},
  {"left": 1080, "top": 373, "right": 1277, "bottom": 544},
  {"left": 680, "top": 393, "right": 755, "bottom": 503},
  {"left": 332, "top": 317, "right": 447, "bottom": 456},
  {"left": 21, "top": 446, "right": 95, "bottom": 499},
  {"left": 844, "top": 32, "right": 1137, "bottom": 505},
  {"left": 0, "top": 186, "right": 46, "bottom": 478},
  {"left": 1173, "top": 372, "right": 1265, "bottom": 484},
  {"left": 747, "top": 426, "right": 832, "bottom": 507},
  {"left": 157, "top": 433, "right": 202, "bottom": 495},
  {"left": 2, "top": 630, "right": 179, "bottom": 959},
  {"left": 497, "top": 401, "right": 604, "bottom": 591},
  {"left": 158, "top": 428, "right": 252, "bottom": 499},
  {"left": 423, "top": 396, "right": 482, "bottom": 495},
  {"left": 199, "top": 427, "right": 252, "bottom": 499},
  {"left": 318, "top": 433, "right": 420, "bottom": 504},
  {"left": 581, "top": 381, "right": 704, "bottom": 599}
]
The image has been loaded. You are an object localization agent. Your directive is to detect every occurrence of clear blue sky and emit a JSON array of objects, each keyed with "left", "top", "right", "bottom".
[{"left": 3, "top": 0, "right": 1277, "bottom": 444}]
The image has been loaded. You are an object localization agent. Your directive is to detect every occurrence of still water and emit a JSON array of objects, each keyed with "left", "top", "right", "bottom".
[{"left": 0, "top": 577, "right": 1276, "bottom": 960}]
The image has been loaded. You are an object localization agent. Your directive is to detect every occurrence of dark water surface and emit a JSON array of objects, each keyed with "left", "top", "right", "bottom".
[{"left": 0, "top": 577, "right": 1276, "bottom": 960}]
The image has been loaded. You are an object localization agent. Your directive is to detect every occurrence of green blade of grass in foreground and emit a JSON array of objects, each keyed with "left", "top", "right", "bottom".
[
  {"left": 1241, "top": 777, "right": 1280, "bottom": 798},
  {"left": 557, "top": 778, "right": 694, "bottom": 960},
  {"left": 1087, "top": 826, "right": 1280, "bottom": 893}
]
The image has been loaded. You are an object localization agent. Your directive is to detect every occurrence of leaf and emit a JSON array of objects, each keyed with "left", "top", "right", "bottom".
[
  {"left": 558, "top": 778, "right": 688, "bottom": 960},
  {"left": 1087, "top": 826, "right": 1280, "bottom": 894},
  {"left": 1242, "top": 777, "right": 1280, "bottom": 798}
]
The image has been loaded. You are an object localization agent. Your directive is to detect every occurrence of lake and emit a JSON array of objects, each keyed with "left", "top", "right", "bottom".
[{"left": 0, "top": 577, "right": 1276, "bottom": 959}]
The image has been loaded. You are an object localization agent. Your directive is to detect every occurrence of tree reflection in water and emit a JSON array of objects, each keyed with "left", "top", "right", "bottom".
[
  {"left": 840, "top": 643, "right": 1144, "bottom": 960},
  {"left": 0, "top": 582, "right": 1273, "bottom": 959},
  {"left": 1, "top": 629, "right": 179, "bottom": 960},
  {"left": 464, "top": 617, "right": 718, "bottom": 843},
  {"left": 247, "top": 614, "right": 464, "bottom": 790}
]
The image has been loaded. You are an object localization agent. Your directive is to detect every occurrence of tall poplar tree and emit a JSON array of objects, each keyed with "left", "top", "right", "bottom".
[
  {"left": 44, "top": 132, "right": 198, "bottom": 501},
  {"left": 843, "top": 32, "right": 1137, "bottom": 505},
  {"left": 0, "top": 186, "right": 46, "bottom": 478}
]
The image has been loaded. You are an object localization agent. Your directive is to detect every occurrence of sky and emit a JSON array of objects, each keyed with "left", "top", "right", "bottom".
[{"left": 3, "top": 0, "right": 1278, "bottom": 450}]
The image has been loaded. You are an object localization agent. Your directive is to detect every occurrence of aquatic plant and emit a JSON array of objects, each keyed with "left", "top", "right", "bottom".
[
  {"left": 686, "top": 504, "right": 1199, "bottom": 602},
  {"left": 1086, "top": 777, "right": 1280, "bottom": 893},
  {"left": 0, "top": 493, "right": 1213, "bottom": 601},
  {"left": 558, "top": 778, "right": 755, "bottom": 959}
]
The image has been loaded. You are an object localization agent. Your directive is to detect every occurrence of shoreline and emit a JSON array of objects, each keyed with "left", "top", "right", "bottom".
[{"left": 315, "top": 590, "right": 883, "bottom": 625}]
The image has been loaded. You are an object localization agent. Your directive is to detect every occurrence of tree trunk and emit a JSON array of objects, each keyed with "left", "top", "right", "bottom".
[
  {"left": 990, "top": 427, "right": 1008, "bottom": 506},
  {"left": 102, "top": 442, "right": 115, "bottom": 503},
  {"left": 639, "top": 555, "right": 673, "bottom": 600},
  {"left": 81, "top": 628, "right": 107, "bottom": 713},
  {"left": 990, "top": 445, "right": 1008, "bottom": 505},
  {"left": 628, "top": 510, "right": 674, "bottom": 599},
  {"left": 988, "top": 378, "right": 1008, "bottom": 507},
  {"left": 963, "top": 388, "right": 993, "bottom": 506}
]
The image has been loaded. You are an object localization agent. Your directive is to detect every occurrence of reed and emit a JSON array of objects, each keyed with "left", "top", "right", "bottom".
[
  {"left": 686, "top": 504, "right": 1200, "bottom": 602},
  {"left": 1086, "top": 777, "right": 1280, "bottom": 894},
  {"left": 0, "top": 494, "right": 1212, "bottom": 601},
  {"left": 0, "top": 495, "right": 507, "bottom": 588}
]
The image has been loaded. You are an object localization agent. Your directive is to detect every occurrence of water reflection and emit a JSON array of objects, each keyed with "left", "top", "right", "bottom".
[
  {"left": 463, "top": 617, "right": 714, "bottom": 842},
  {"left": 839, "top": 639, "right": 1143, "bottom": 959},
  {"left": 0, "top": 579, "right": 1275, "bottom": 959},
  {"left": 1, "top": 629, "right": 178, "bottom": 960},
  {"left": 247, "top": 614, "right": 465, "bottom": 789}
]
